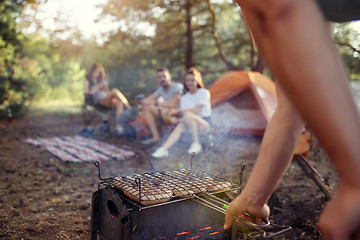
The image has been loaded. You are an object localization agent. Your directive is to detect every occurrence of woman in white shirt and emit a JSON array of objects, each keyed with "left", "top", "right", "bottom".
[{"left": 152, "top": 68, "right": 211, "bottom": 158}]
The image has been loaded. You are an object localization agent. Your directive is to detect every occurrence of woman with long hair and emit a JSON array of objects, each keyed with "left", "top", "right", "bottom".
[
  {"left": 152, "top": 67, "right": 211, "bottom": 158},
  {"left": 84, "top": 63, "right": 130, "bottom": 134}
]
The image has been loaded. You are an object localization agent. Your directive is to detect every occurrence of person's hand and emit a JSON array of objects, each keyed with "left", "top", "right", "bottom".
[
  {"left": 318, "top": 185, "right": 360, "bottom": 240},
  {"left": 224, "top": 194, "right": 270, "bottom": 230},
  {"left": 99, "top": 79, "right": 108, "bottom": 87},
  {"left": 136, "top": 94, "right": 145, "bottom": 105},
  {"left": 140, "top": 99, "right": 152, "bottom": 107},
  {"left": 170, "top": 109, "right": 183, "bottom": 118}
]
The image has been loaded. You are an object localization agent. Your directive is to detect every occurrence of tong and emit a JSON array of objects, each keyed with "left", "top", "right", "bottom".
[{"left": 191, "top": 193, "right": 292, "bottom": 238}]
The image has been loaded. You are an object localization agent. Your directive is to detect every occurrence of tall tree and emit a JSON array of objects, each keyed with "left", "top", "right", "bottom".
[
  {"left": 185, "top": 0, "right": 194, "bottom": 69},
  {"left": 0, "top": 0, "right": 41, "bottom": 117},
  {"left": 100, "top": 0, "right": 253, "bottom": 85}
]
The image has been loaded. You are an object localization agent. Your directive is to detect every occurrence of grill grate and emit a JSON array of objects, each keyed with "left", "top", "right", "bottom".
[{"left": 112, "top": 169, "right": 237, "bottom": 206}]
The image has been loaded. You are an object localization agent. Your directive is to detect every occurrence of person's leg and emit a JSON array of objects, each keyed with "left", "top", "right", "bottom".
[
  {"left": 113, "top": 100, "right": 125, "bottom": 131},
  {"left": 162, "top": 123, "right": 185, "bottom": 151},
  {"left": 152, "top": 112, "right": 210, "bottom": 157},
  {"left": 99, "top": 89, "right": 129, "bottom": 113},
  {"left": 152, "top": 123, "right": 185, "bottom": 158},
  {"left": 101, "top": 89, "right": 128, "bottom": 115},
  {"left": 114, "top": 100, "right": 125, "bottom": 116},
  {"left": 98, "top": 91, "right": 127, "bottom": 132},
  {"left": 225, "top": 82, "right": 305, "bottom": 229},
  {"left": 181, "top": 111, "right": 210, "bottom": 144},
  {"left": 110, "top": 88, "right": 130, "bottom": 109},
  {"left": 142, "top": 105, "right": 162, "bottom": 141}
]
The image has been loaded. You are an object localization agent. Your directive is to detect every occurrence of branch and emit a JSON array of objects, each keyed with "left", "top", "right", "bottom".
[
  {"left": 206, "top": 0, "right": 240, "bottom": 70},
  {"left": 201, "top": 67, "right": 241, "bottom": 76},
  {"left": 336, "top": 40, "right": 360, "bottom": 54},
  {"left": 241, "top": 11, "right": 256, "bottom": 70}
]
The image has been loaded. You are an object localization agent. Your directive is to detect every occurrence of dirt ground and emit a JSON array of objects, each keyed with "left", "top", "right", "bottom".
[{"left": 0, "top": 108, "right": 337, "bottom": 240}]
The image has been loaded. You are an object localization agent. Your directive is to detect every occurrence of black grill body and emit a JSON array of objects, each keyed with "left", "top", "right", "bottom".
[
  {"left": 91, "top": 187, "right": 237, "bottom": 240},
  {"left": 91, "top": 188, "right": 131, "bottom": 240}
]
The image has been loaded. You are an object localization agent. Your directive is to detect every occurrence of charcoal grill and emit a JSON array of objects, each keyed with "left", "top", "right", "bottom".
[
  {"left": 91, "top": 164, "right": 243, "bottom": 240},
  {"left": 91, "top": 162, "right": 291, "bottom": 240}
]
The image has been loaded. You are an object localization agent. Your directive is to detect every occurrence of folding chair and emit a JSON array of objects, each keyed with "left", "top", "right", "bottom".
[{"left": 81, "top": 94, "right": 115, "bottom": 136}]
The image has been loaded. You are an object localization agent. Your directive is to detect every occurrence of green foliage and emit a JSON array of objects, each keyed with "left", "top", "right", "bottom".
[
  {"left": 0, "top": 0, "right": 86, "bottom": 120},
  {"left": 0, "top": 0, "right": 37, "bottom": 118},
  {"left": 334, "top": 23, "right": 360, "bottom": 80},
  {"left": 96, "top": 0, "right": 254, "bottom": 92},
  {"left": 1, "top": 0, "right": 359, "bottom": 121}
]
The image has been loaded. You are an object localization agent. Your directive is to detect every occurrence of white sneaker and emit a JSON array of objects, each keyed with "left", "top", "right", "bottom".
[
  {"left": 152, "top": 147, "right": 169, "bottom": 158},
  {"left": 187, "top": 142, "right": 202, "bottom": 154}
]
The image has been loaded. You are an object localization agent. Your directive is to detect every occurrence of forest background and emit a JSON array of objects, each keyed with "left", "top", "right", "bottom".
[{"left": 1, "top": 0, "right": 360, "bottom": 119}]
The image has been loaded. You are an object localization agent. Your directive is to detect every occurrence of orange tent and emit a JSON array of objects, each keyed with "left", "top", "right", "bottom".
[
  {"left": 209, "top": 70, "right": 310, "bottom": 157},
  {"left": 209, "top": 70, "right": 277, "bottom": 136}
]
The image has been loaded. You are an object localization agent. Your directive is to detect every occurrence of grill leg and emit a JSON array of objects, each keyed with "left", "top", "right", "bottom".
[
  {"left": 91, "top": 188, "right": 130, "bottom": 240},
  {"left": 90, "top": 190, "right": 100, "bottom": 240}
]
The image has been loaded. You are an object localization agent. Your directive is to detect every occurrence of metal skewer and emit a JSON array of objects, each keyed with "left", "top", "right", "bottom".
[{"left": 191, "top": 193, "right": 292, "bottom": 238}]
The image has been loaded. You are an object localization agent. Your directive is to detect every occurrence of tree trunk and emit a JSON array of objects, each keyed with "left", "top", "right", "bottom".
[
  {"left": 185, "top": 0, "right": 194, "bottom": 70},
  {"left": 206, "top": 0, "right": 237, "bottom": 70}
]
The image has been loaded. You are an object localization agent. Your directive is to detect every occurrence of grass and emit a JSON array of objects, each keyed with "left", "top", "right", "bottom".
[
  {"left": 30, "top": 100, "right": 82, "bottom": 117},
  {"left": 0, "top": 101, "right": 81, "bottom": 120}
]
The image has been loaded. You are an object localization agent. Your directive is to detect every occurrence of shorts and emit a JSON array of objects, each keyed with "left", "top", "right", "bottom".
[
  {"left": 316, "top": 0, "right": 360, "bottom": 22},
  {"left": 93, "top": 91, "right": 107, "bottom": 105}
]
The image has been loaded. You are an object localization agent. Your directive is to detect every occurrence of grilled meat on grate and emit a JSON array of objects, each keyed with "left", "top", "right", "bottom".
[{"left": 112, "top": 169, "right": 234, "bottom": 206}]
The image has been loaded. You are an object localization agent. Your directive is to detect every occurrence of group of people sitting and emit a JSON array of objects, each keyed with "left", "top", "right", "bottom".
[{"left": 84, "top": 64, "right": 212, "bottom": 158}]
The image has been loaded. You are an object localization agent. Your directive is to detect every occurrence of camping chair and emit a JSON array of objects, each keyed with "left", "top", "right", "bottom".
[{"left": 81, "top": 94, "right": 115, "bottom": 136}]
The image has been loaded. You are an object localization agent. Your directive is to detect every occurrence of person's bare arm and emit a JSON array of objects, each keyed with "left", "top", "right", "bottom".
[
  {"left": 236, "top": 0, "right": 360, "bottom": 177},
  {"left": 142, "top": 93, "right": 159, "bottom": 106},
  {"left": 170, "top": 104, "right": 202, "bottom": 118},
  {"left": 87, "top": 80, "right": 105, "bottom": 95},
  {"left": 182, "top": 104, "right": 202, "bottom": 115},
  {"left": 233, "top": 0, "right": 360, "bottom": 238},
  {"left": 116, "top": 89, "right": 130, "bottom": 108},
  {"left": 224, "top": 83, "right": 304, "bottom": 229},
  {"left": 157, "top": 93, "right": 182, "bottom": 109}
]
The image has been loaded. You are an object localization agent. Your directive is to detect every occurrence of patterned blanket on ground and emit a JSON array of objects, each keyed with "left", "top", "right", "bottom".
[{"left": 24, "top": 135, "right": 136, "bottom": 162}]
